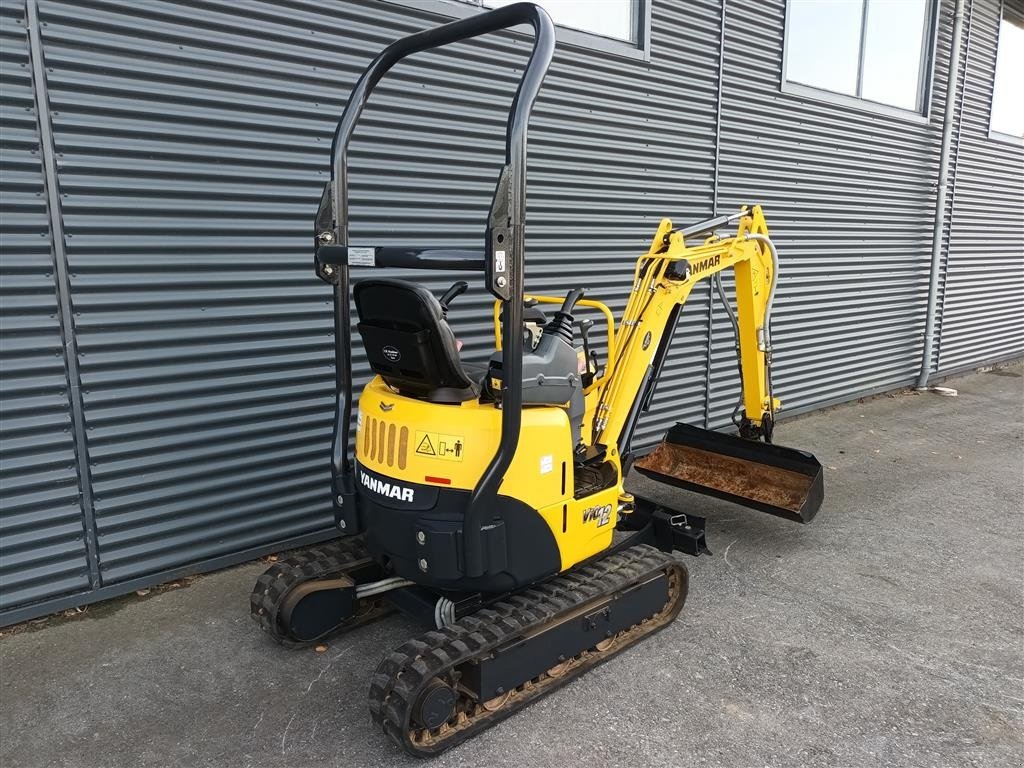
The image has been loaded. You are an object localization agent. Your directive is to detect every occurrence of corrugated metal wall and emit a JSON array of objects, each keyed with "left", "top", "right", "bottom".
[
  {"left": 938, "top": 0, "right": 1024, "bottom": 373},
  {"left": 39, "top": 0, "right": 345, "bottom": 586},
  {"left": 0, "top": 0, "right": 92, "bottom": 611},
  {"left": 1, "top": 0, "right": 1020, "bottom": 622},
  {"left": 712, "top": 0, "right": 941, "bottom": 426}
]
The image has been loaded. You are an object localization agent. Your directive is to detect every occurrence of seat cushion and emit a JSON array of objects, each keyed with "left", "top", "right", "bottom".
[{"left": 354, "top": 278, "right": 478, "bottom": 403}]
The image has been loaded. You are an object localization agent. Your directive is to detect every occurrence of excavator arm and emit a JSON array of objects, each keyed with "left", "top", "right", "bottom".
[
  {"left": 594, "top": 205, "right": 779, "bottom": 454},
  {"left": 489, "top": 204, "right": 822, "bottom": 524},
  {"left": 593, "top": 204, "right": 824, "bottom": 525}
]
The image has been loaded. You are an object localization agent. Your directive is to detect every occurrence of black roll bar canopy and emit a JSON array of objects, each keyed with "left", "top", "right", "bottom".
[{"left": 315, "top": 3, "right": 556, "bottom": 578}]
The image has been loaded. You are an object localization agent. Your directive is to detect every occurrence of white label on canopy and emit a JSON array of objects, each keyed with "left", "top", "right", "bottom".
[
  {"left": 495, "top": 249, "right": 506, "bottom": 273},
  {"left": 348, "top": 247, "right": 376, "bottom": 266}
]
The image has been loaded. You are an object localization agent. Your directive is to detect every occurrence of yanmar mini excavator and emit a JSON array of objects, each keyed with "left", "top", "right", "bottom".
[{"left": 250, "top": 3, "right": 824, "bottom": 756}]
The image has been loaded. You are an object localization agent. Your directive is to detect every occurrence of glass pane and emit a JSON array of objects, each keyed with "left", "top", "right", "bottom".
[
  {"left": 785, "top": 0, "right": 864, "bottom": 96},
  {"left": 991, "top": 12, "right": 1024, "bottom": 137},
  {"left": 861, "top": 0, "right": 929, "bottom": 111},
  {"left": 485, "top": 0, "right": 636, "bottom": 42}
]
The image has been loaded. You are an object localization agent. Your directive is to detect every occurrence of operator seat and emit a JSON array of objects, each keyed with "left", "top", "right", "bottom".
[{"left": 353, "top": 278, "right": 480, "bottom": 403}]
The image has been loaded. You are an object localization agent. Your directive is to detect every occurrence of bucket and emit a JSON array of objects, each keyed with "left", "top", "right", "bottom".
[{"left": 632, "top": 422, "right": 823, "bottom": 524}]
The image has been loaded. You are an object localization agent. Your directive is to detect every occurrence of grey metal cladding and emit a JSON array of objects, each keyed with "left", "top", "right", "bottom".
[
  {"left": 938, "top": 0, "right": 1024, "bottom": 373},
  {"left": 32, "top": 0, "right": 721, "bottom": 587},
  {"left": 38, "top": 0, "right": 341, "bottom": 583},
  {"left": 709, "top": 0, "right": 943, "bottom": 428},
  {"left": 606, "top": 0, "right": 722, "bottom": 446},
  {"left": 2, "top": 0, "right": 1021, "bottom": 621},
  {"left": 0, "top": 0, "right": 91, "bottom": 609}
]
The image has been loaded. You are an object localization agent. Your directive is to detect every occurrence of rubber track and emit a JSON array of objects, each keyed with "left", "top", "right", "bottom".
[
  {"left": 249, "top": 536, "right": 391, "bottom": 648},
  {"left": 367, "top": 544, "right": 687, "bottom": 756}
]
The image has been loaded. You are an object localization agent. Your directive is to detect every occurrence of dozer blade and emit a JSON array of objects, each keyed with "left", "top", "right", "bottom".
[{"left": 632, "top": 422, "right": 823, "bottom": 524}]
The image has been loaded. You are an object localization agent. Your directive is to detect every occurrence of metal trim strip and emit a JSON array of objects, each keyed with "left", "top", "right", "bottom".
[{"left": 25, "top": 0, "right": 101, "bottom": 589}]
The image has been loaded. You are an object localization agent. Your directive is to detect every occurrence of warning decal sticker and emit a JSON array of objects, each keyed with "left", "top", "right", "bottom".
[{"left": 414, "top": 431, "right": 464, "bottom": 462}]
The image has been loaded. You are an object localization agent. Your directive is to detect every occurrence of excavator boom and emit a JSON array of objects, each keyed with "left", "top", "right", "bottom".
[{"left": 600, "top": 206, "right": 824, "bottom": 522}]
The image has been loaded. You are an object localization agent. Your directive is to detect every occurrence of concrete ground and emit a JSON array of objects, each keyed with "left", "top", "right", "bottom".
[{"left": 1, "top": 365, "right": 1022, "bottom": 768}]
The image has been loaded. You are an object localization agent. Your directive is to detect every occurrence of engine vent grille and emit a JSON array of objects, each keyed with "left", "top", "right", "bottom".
[{"left": 362, "top": 416, "right": 409, "bottom": 470}]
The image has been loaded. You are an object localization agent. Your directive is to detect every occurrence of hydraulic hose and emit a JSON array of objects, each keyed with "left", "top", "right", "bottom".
[
  {"left": 744, "top": 233, "right": 780, "bottom": 431},
  {"left": 743, "top": 233, "right": 779, "bottom": 344},
  {"left": 714, "top": 272, "right": 738, "bottom": 338},
  {"left": 355, "top": 576, "right": 414, "bottom": 598}
]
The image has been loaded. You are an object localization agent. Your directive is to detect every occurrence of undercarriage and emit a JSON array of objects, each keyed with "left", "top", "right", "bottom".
[{"left": 251, "top": 530, "right": 688, "bottom": 756}]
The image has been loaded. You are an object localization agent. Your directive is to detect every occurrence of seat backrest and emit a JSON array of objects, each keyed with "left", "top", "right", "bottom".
[{"left": 353, "top": 278, "right": 478, "bottom": 403}]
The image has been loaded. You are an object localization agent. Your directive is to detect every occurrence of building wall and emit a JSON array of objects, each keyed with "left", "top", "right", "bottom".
[
  {"left": 1, "top": 0, "right": 1021, "bottom": 623},
  {"left": 0, "top": 0, "right": 94, "bottom": 610},
  {"left": 938, "top": 0, "right": 1024, "bottom": 372}
]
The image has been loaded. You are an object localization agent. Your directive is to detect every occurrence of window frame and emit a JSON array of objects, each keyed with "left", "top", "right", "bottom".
[
  {"left": 988, "top": 1, "right": 1024, "bottom": 145},
  {"left": 780, "top": 0, "right": 940, "bottom": 123},
  {"left": 383, "top": 0, "right": 652, "bottom": 62}
]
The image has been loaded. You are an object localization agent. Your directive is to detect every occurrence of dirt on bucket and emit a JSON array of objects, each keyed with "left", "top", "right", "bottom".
[{"left": 634, "top": 441, "right": 813, "bottom": 513}]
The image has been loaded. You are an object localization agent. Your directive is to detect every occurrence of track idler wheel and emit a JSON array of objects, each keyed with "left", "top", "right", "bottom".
[
  {"left": 279, "top": 576, "right": 358, "bottom": 644},
  {"left": 412, "top": 678, "right": 457, "bottom": 730},
  {"left": 249, "top": 537, "right": 391, "bottom": 648}
]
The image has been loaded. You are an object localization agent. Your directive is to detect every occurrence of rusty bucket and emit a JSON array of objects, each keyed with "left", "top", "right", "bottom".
[{"left": 633, "top": 422, "right": 823, "bottom": 524}]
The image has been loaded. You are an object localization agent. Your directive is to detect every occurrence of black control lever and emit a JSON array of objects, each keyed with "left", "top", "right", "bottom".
[
  {"left": 439, "top": 280, "right": 469, "bottom": 317},
  {"left": 498, "top": 297, "right": 548, "bottom": 324},
  {"left": 543, "top": 288, "right": 587, "bottom": 343},
  {"left": 579, "top": 318, "right": 598, "bottom": 386},
  {"left": 559, "top": 287, "right": 586, "bottom": 314}
]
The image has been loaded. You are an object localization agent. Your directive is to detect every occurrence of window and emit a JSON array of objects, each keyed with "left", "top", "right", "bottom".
[
  {"left": 482, "top": 0, "right": 639, "bottom": 43},
  {"left": 783, "top": 0, "right": 934, "bottom": 114},
  {"left": 990, "top": 6, "right": 1024, "bottom": 139}
]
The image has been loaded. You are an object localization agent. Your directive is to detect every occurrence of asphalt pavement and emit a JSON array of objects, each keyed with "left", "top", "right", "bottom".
[{"left": 1, "top": 364, "right": 1021, "bottom": 768}]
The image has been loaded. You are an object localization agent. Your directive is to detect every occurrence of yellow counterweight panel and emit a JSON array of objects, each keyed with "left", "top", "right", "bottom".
[
  {"left": 357, "top": 377, "right": 572, "bottom": 508},
  {"left": 355, "top": 377, "right": 621, "bottom": 572}
]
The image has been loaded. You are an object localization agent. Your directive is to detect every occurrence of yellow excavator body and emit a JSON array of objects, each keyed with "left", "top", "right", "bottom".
[
  {"left": 251, "top": 3, "right": 825, "bottom": 757},
  {"left": 356, "top": 377, "right": 620, "bottom": 572}
]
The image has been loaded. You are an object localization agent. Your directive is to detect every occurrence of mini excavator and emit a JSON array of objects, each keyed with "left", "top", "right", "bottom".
[{"left": 250, "top": 3, "right": 824, "bottom": 756}]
